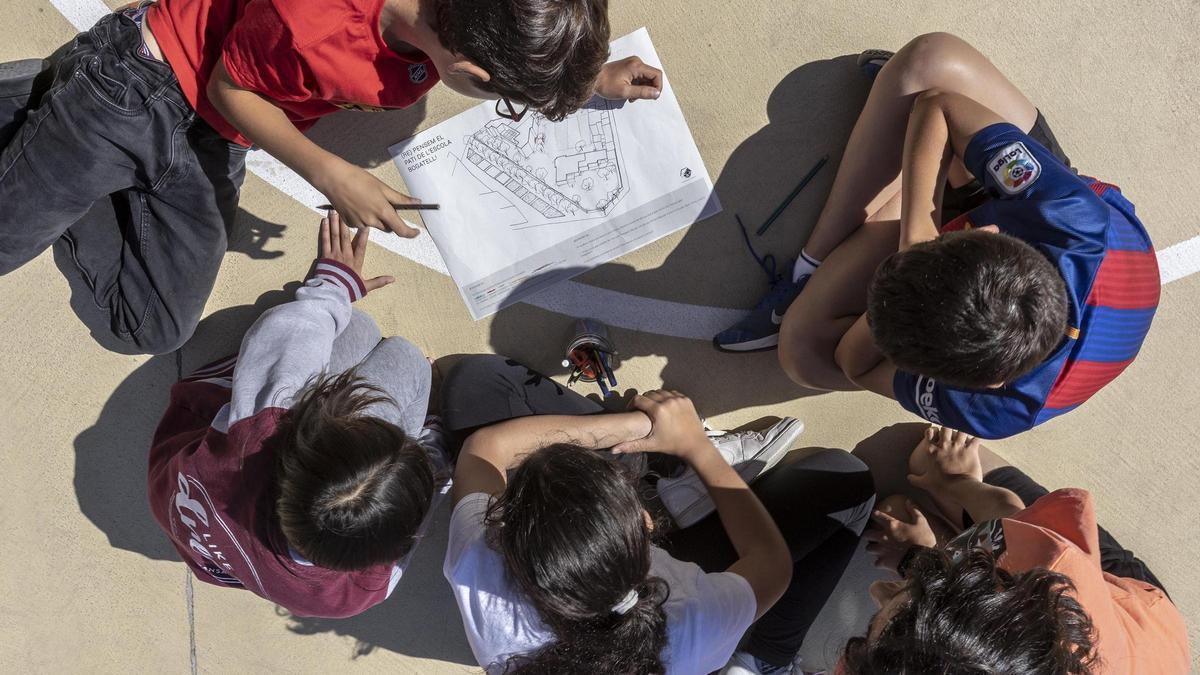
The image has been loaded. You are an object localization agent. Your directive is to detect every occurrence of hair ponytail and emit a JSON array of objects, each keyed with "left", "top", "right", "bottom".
[{"left": 486, "top": 444, "right": 671, "bottom": 674}]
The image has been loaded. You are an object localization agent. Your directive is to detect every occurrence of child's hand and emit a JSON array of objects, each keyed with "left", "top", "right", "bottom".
[
  {"left": 612, "top": 390, "right": 709, "bottom": 458},
  {"left": 866, "top": 499, "right": 937, "bottom": 571},
  {"left": 319, "top": 211, "right": 395, "bottom": 292},
  {"left": 594, "top": 56, "right": 662, "bottom": 102},
  {"left": 907, "top": 425, "right": 984, "bottom": 493},
  {"left": 321, "top": 164, "right": 421, "bottom": 237}
]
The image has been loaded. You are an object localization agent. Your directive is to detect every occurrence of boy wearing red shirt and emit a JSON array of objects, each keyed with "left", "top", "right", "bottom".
[{"left": 0, "top": 0, "right": 660, "bottom": 354}]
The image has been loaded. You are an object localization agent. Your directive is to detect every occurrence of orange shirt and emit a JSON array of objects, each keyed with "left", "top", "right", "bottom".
[
  {"left": 836, "top": 488, "right": 1188, "bottom": 674},
  {"left": 977, "top": 489, "right": 1188, "bottom": 673}
]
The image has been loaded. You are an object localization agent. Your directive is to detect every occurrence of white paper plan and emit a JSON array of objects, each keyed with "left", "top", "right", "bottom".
[{"left": 389, "top": 28, "right": 721, "bottom": 319}]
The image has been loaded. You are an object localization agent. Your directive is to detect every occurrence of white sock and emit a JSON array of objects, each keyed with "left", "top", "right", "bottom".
[{"left": 792, "top": 249, "right": 822, "bottom": 282}]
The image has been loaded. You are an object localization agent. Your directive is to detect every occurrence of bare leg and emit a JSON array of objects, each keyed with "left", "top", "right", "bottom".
[
  {"left": 803, "top": 33, "right": 1038, "bottom": 260},
  {"left": 779, "top": 33, "right": 1040, "bottom": 390}
]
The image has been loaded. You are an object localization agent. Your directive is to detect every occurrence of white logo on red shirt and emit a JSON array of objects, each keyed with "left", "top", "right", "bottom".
[
  {"left": 172, "top": 473, "right": 268, "bottom": 594},
  {"left": 409, "top": 63, "right": 429, "bottom": 84},
  {"left": 174, "top": 473, "right": 242, "bottom": 586}
]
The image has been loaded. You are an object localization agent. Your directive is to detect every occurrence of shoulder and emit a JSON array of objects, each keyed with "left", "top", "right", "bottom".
[
  {"left": 893, "top": 372, "right": 1040, "bottom": 440},
  {"left": 443, "top": 494, "right": 550, "bottom": 669},
  {"left": 258, "top": 0, "right": 374, "bottom": 49}
]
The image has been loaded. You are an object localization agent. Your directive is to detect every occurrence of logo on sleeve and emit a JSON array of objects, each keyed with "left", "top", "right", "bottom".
[
  {"left": 988, "top": 142, "right": 1041, "bottom": 195},
  {"left": 409, "top": 63, "right": 429, "bottom": 84},
  {"left": 915, "top": 375, "right": 942, "bottom": 424}
]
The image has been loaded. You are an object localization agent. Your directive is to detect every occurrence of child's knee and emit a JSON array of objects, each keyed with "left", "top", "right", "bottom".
[
  {"left": 376, "top": 337, "right": 430, "bottom": 375},
  {"left": 894, "top": 32, "right": 974, "bottom": 90},
  {"left": 444, "top": 354, "right": 511, "bottom": 392},
  {"left": 125, "top": 321, "right": 194, "bottom": 355}
]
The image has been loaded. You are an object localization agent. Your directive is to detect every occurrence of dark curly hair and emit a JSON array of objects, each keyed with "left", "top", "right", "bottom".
[
  {"left": 434, "top": 0, "right": 611, "bottom": 120},
  {"left": 843, "top": 546, "right": 1100, "bottom": 674},
  {"left": 274, "top": 370, "right": 435, "bottom": 572},
  {"left": 485, "top": 444, "right": 670, "bottom": 674},
  {"left": 867, "top": 229, "right": 1069, "bottom": 388}
]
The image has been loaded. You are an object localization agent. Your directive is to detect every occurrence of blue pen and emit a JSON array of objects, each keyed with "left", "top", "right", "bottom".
[{"left": 601, "top": 351, "right": 617, "bottom": 388}]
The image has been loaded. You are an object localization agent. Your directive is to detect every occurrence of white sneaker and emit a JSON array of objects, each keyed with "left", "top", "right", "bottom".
[
  {"left": 657, "top": 417, "right": 804, "bottom": 528},
  {"left": 720, "top": 651, "right": 822, "bottom": 675},
  {"left": 720, "top": 651, "right": 768, "bottom": 675}
]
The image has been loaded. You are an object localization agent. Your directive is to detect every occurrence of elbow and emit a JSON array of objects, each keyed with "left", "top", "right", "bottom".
[{"left": 994, "top": 490, "right": 1026, "bottom": 518}]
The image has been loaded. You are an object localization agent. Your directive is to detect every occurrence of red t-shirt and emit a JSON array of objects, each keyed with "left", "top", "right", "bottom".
[{"left": 147, "top": 0, "right": 440, "bottom": 146}]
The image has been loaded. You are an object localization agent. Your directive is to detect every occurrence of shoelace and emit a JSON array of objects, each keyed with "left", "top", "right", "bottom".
[
  {"left": 736, "top": 214, "right": 780, "bottom": 284},
  {"left": 736, "top": 214, "right": 802, "bottom": 310}
]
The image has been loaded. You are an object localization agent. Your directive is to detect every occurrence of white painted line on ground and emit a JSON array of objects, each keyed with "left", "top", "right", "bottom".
[
  {"left": 50, "top": 0, "right": 108, "bottom": 34},
  {"left": 1158, "top": 235, "right": 1200, "bottom": 284},
  {"left": 43, "top": 0, "right": 1200, "bottom": 342}
]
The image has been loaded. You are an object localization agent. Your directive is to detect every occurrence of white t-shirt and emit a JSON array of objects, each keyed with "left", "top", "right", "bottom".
[{"left": 444, "top": 493, "right": 757, "bottom": 674}]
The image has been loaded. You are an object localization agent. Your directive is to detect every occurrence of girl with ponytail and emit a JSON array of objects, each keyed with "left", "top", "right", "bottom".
[{"left": 442, "top": 356, "right": 876, "bottom": 674}]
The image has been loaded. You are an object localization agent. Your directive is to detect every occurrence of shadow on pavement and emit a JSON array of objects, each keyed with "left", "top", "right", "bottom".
[
  {"left": 306, "top": 101, "right": 428, "bottom": 170},
  {"left": 73, "top": 284, "right": 474, "bottom": 664},
  {"left": 483, "top": 56, "right": 870, "bottom": 418},
  {"left": 71, "top": 286, "right": 299, "bottom": 560}
]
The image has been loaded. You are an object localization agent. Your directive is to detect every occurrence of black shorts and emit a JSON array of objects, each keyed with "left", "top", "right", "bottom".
[
  {"left": 942, "top": 111, "right": 1074, "bottom": 223},
  {"left": 969, "top": 466, "right": 1170, "bottom": 597}
]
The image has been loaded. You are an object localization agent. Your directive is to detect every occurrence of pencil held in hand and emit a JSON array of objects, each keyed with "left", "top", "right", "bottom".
[{"left": 317, "top": 203, "right": 439, "bottom": 211}]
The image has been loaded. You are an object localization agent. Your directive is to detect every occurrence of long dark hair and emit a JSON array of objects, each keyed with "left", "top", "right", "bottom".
[
  {"left": 843, "top": 546, "right": 1100, "bottom": 674},
  {"left": 485, "top": 444, "right": 670, "bottom": 674},
  {"left": 274, "top": 370, "right": 435, "bottom": 572}
]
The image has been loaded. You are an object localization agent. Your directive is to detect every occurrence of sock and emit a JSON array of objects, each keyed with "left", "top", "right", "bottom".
[{"left": 792, "top": 249, "right": 822, "bottom": 283}]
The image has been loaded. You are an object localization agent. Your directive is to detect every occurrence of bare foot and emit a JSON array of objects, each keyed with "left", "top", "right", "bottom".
[{"left": 907, "top": 425, "right": 983, "bottom": 529}]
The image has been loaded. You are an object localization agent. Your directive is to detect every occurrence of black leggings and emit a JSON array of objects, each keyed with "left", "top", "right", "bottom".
[
  {"left": 442, "top": 356, "right": 876, "bottom": 668},
  {"left": 972, "top": 466, "right": 1168, "bottom": 596}
]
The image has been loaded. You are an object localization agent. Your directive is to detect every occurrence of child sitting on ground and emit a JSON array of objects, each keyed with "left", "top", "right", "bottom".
[
  {"left": 148, "top": 212, "right": 447, "bottom": 618},
  {"left": 715, "top": 33, "right": 1159, "bottom": 439},
  {"left": 441, "top": 356, "right": 875, "bottom": 674},
  {"left": 0, "top": 0, "right": 661, "bottom": 354},
  {"left": 847, "top": 426, "right": 1188, "bottom": 673}
]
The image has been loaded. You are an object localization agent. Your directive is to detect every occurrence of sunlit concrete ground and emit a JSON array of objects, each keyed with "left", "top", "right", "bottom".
[{"left": 1, "top": 0, "right": 1197, "bottom": 671}]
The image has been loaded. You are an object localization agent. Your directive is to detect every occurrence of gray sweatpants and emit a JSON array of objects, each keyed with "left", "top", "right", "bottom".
[{"left": 329, "top": 309, "right": 432, "bottom": 439}]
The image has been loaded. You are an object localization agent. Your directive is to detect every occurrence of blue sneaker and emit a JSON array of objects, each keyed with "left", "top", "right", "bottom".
[{"left": 713, "top": 267, "right": 808, "bottom": 352}]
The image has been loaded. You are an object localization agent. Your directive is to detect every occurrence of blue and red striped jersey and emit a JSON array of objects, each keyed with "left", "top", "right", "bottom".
[{"left": 893, "top": 123, "right": 1159, "bottom": 439}]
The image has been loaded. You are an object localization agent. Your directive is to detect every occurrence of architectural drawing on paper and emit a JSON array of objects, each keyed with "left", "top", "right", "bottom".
[{"left": 462, "top": 100, "right": 627, "bottom": 226}]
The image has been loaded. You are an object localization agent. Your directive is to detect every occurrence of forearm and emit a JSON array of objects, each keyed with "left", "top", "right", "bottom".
[
  {"left": 685, "top": 440, "right": 787, "bottom": 562},
  {"left": 207, "top": 62, "right": 344, "bottom": 189},
  {"left": 940, "top": 476, "right": 1025, "bottom": 523},
  {"left": 465, "top": 411, "right": 650, "bottom": 472},
  {"left": 900, "top": 92, "right": 953, "bottom": 249}
]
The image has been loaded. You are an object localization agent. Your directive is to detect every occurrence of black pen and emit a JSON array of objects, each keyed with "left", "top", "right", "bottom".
[{"left": 317, "top": 203, "right": 440, "bottom": 211}]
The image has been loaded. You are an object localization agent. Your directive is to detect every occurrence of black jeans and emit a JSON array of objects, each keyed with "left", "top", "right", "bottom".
[
  {"left": 975, "top": 466, "right": 1168, "bottom": 596},
  {"left": 0, "top": 13, "right": 246, "bottom": 354},
  {"left": 442, "top": 355, "right": 877, "bottom": 668}
]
